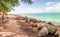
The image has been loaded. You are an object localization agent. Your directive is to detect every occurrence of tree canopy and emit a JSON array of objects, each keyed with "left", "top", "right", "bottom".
[
  {"left": 0, "top": 0, "right": 32, "bottom": 21},
  {"left": 0, "top": 0, "right": 32, "bottom": 13}
]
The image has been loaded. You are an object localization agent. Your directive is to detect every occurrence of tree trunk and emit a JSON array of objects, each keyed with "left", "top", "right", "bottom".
[{"left": 2, "top": 12, "right": 4, "bottom": 21}]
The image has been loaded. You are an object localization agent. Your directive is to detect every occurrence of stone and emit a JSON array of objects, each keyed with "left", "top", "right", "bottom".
[
  {"left": 36, "top": 22, "right": 47, "bottom": 28},
  {"left": 30, "top": 19, "right": 37, "bottom": 23},
  {"left": 30, "top": 22, "right": 37, "bottom": 27},
  {"left": 0, "top": 32, "right": 16, "bottom": 37},
  {"left": 46, "top": 25, "right": 57, "bottom": 34},
  {"left": 32, "top": 27, "right": 39, "bottom": 32},
  {"left": 38, "top": 27, "right": 49, "bottom": 37},
  {"left": 55, "top": 28, "right": 60, "bottom": 37},
  {"left": 0, "top": 26, "right": 4, "bottom": 31},
  {"left": 47, "top": 22, "right": 54, "bottom": 26}
]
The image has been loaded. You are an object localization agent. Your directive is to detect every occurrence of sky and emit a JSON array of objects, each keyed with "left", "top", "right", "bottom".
[{"left": 10, "top": 0, "right": 60, "bottom": 14}]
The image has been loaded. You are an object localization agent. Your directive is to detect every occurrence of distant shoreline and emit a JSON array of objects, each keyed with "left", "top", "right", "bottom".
[
  {"left": 3, "top": 14, "right": 59, "bottom": 25},
  {"left": 11, "top": 13, "right": 60, "bottom": 25},
  {"left": 9, "top": 14, "right": 60, "bottom": 25}
]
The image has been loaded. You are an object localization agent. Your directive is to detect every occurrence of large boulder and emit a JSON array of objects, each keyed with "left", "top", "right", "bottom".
[
  {"left": 38, "top": 27, "right": 49, "bottom": 37},
  {"left": 30, "top": 22, "right": 37, "bottom": 27},
  {"left": 55, "top": 28, "right": 60, "bottom": 37},
  {"left": 36, "top": 22, "right": 47, "bottom": 28},
  {"left": 46, "top": 24, "right": 57, "bottom": 34}
]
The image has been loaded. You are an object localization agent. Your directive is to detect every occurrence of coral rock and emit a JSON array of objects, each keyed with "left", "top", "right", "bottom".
[
  {"left": 46, "top": 25, "right": 57, "bottom": 34},
  {"left": 0, "top": 26, "right": 4, "bottom": 31},
  {"left": 55, "top": 28, "right": 60, "bottom": 37},
  {"left": 38, "top": 27, "right": 49, "bottom": 37}
]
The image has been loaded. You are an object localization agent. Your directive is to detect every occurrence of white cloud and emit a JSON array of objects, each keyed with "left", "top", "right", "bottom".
[
  {"left": 19, "top": 8, "right": 42, "bottom": 13},
  {"left": 45, "top": 2, "right": 60, "bottom": 12},
  {"left": 9, "top": 2, "right": 60, "bottom": 14},
  {"left": 45, "top": 7, "right": 54, "bottom": 11},
  {"left": 46, "top": 2, "right": 54, "bottom": 6}
]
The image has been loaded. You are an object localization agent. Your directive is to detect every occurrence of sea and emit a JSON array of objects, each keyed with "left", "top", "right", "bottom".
[{"left": 17, "top": 13, "right": 60, "bottom": 25}]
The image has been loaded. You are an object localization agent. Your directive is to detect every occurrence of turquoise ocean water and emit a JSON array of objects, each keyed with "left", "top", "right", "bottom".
[{"left": 19, "top": 13, "right": 60, "bottom": 25}]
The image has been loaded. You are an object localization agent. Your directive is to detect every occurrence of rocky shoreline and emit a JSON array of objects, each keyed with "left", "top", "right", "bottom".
[{"left": 0, "top": 14, "right": 60, "bottom": 37}]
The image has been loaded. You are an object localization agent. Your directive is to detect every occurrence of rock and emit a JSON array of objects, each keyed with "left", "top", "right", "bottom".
[
  {"left": 35, "top": 20, "right": 41, "bottom": 23},
  {"left": 47, "top": 22, "right": 54, "bottom": 26},
  {"left": 30, "top": 22, "right": 37, "bottom": 27},
  {"left": 36, "top": 22, "right": 47, "bottom": 28},
  {"left": 38, "top": 27, "right": 49, "bottom": 37},
  {"left": 46, "top": 24, "right": 57, "bottom": 34},
  {"left": 0, "top": 26, "right": 4, "bottom": 31},
  {"left": 32, "top": 27, "right": 39, "bottom": 32},
  {"left": 0, "top": 32, "right": 16, "bottom": 37},
  {"left": 17, "top": 20, "right": 26, "bottom": 23},
  {"left": 13, "top": 35, "right": 29, "bottom": 37},
  {"left": 15, "top": 16, "right": 21, "bottom": 20},
  {"left": 55, "top": 28, "right": 60, "bottom": 37},
  {"left": 29, "top": 18, "right": 37, "bottom": 23},
  {"left": 21, "top": 16, "right": 28, "bottom": 20}
]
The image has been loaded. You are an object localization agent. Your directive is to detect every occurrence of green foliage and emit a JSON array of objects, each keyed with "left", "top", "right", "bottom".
[
  {"left": 22, "top": 0, "right": 32, "bottom": 4},
  {"left": 0, "top": 0, "right": 32, "bottom": 21},
  {"left": 0, "top": 0, "right": 32, "bottom": 13},
  {"left": 0, "top": 0, "right": 19, "bottom": 13}
]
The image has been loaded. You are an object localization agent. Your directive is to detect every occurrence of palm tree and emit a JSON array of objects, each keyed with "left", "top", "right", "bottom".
[{"left": 0, "top": 0, "right": 32, "bottom": 21}]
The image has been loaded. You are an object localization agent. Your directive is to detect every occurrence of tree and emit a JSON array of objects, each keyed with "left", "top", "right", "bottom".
[
  {"left": 0, "top": 0, "right": 32, "bottom": 21},
  {"left": 22, "top": 0, "right": 32, "bottom": 4}
]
